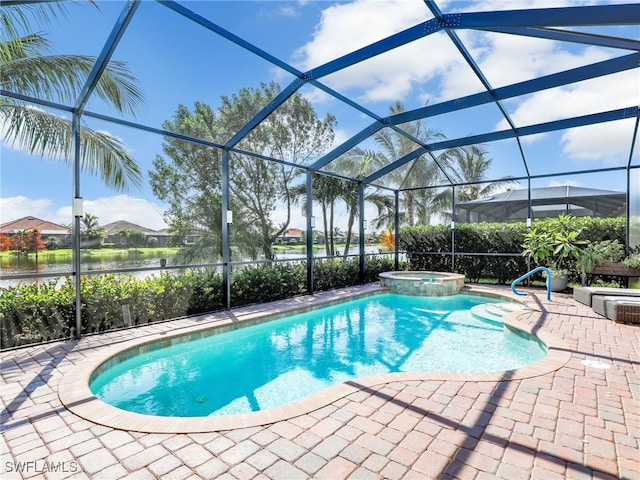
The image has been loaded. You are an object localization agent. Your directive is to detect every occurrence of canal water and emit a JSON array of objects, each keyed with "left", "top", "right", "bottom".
[{"left": 1, "top": 246, "right": 388, "bottom": 287}]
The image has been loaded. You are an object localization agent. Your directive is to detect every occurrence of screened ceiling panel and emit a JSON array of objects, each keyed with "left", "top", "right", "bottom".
[
  {"left": 472, "top": 32, "right": 629, "bottom": 89},
  {"left": 2, "top": 0, "right": 638, "bottom": 206},
  {"left": 501, "top": 70, "right": 639, "bottom": 129},
  {"left": 424, "top": 102, "right": 506, "bottom": 143},
  {"left": 26, "top": 1, "right": 128, "bottom": 113},
  {"left": 370, "top": 150, "right": 453, "bottom": 191},
  {"left": 466, "top": 138, "right": 530, "bottom": 182},
  {"left": 235, "top": 81, "right": 383, "bottom": 166},
  {"left": 521, "top": 118, "right": 637, "bottom": 177},
  {"left": 319, "top": 32, "right": 489, "bottom": 116},
  {"left": 86, "top": 0, "right": 297, "bottom": 136},
  {"left": 290, "top": 1, "right": 436, "bottom": 70}
]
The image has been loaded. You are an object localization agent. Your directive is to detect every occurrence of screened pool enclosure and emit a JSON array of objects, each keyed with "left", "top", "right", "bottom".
[{"left": 1, "top": 0, "right": 639, "bottom": 346}]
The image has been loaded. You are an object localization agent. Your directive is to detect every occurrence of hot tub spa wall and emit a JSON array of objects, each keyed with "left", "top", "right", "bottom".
[{"left": 379, "top": 271, "right": 465, "bottom": 296}]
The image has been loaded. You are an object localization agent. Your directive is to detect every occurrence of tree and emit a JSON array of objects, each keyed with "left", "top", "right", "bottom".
[
  {"left": 0, "top": 1, "right": 144, "bottom": 191},
  {"left": 114, "top": 228, "right": 147, "bottom": 248},
  {"left": 150, "top": 82, "right": 336, "bottom": 262},
  {"left": 80, "top": 213, "right": 105, "bottom": 248},
  {"left": 9, "top": 228, "right": 45, "bottom": 254},
  {"left": 437, "top": 145, "right": 518, "bottom": 220},
  {"left": 0, "top": 234, "right": 10, "bottom": 252},
  {"left": 357, "top": 101, "right": 451, "bottom": 228},
  {"left": 330, "top": 153, "right": 390, "bottom": 257},
  {"left": 292, "top": 172, "right": 344, "bottom": 256}
]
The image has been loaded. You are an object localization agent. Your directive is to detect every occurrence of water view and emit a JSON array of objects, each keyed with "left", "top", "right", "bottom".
[{"left": 0, "top": 246, "right": 387, "bottom": 287}]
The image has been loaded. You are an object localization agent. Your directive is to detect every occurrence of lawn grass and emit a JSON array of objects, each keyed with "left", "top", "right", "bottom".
[{"left": 0, "top": 247, "right": 180, "bottom": 260}]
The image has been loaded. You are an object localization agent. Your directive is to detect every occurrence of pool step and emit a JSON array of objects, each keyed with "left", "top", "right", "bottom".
[
  {"left": 471, "top": 302, "right": 526, "bottom": 324},
  {"left": 491, "top": 302, "right": 527, "bottom": 313}
]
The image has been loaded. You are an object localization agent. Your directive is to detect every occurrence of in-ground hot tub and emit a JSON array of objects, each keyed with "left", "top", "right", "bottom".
[{"left": 379, "top": 271, "right": 465, "bottom": 296}]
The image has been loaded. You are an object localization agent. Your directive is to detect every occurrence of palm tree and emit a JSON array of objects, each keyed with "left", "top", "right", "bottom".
[
  {"left": 437, "top": 145, "right": 518, "bottom": 220},
  {"left": 361, "top": 101, "right": 450, "bottom": 227},
  {"left": 80, "top": 212, "right": 104, "bottom": 247},
  {"left": 330, "top": 153, "right": 391, "bottom": 257},
  {"left": 1, "top": 2, "right": 144, "bottom": 191},
  {"left": 291, "top": 172, "right": 345, "bottom": 256}
]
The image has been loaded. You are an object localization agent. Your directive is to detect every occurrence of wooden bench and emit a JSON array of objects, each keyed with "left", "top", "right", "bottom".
[{"left": 590, "top": 262, "right": 640, "bottom": 287}]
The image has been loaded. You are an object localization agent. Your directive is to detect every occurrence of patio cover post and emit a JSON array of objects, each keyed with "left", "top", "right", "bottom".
[
  {"left": 394, "top": 190, "right": 400, "bottom": 271},
  {"left": 359, "top": 183, "right": 365, "bottom": 283},
  {"left": 451, "top": 186, "right": 456, "bottom": 272},
  {"left": 72, "top": 114, "right": 82, "bottom": 340},
  {"left": 222, "top": 150, "right": 231, "bottom": 309},
  {"left": 306, "top": 171, "right": 314, "bottom": 294}
]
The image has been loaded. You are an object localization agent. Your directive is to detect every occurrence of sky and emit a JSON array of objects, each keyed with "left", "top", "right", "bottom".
[{"left": 1, "top": 0, "right": 638, "bottom": 232}]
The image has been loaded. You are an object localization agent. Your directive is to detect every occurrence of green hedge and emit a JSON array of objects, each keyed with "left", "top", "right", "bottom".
[
  {"left": 400, "top": 217, "right": 626, "bottom": 284},
  {"left": 0, "top": 256, "right": 395, "bottom": 349}
]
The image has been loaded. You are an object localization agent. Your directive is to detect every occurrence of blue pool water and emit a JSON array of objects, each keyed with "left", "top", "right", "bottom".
[{"left": 90, "top": 293, "right": 546, "bottom": 417}]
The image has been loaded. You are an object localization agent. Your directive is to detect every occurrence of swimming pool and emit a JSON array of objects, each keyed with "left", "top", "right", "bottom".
[{"left": 89, "top": 293, "right": 546, "bottom": 418}]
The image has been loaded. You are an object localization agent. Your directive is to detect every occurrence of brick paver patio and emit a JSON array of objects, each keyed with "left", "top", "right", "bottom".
[{"left": 1, "top": 285, "right": 638, "bottom": 479}]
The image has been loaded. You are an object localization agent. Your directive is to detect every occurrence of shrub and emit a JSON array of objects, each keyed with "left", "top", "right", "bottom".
[
  {"left": 0, "top": 256, "right": 395, "bottom": 349},
  {"left": 400, "top": 217, "right": 626, "bottom": 284},
  {"left": 623, "top": 252, "right": 640, "bottom": 269}
]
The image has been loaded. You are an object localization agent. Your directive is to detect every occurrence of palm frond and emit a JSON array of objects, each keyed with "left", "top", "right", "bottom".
[
  {"left": 1, "top": 104, "right": 142, "bottom": 192},
  {"left": 0, "top": 33, "right": 50, "bottom": 64},
  {"left": 3, "top": 54, "right": 143, "bottom": 114}
]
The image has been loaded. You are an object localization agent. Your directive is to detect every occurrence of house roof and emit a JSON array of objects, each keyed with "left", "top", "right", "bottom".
[
  {"left": 101, "top": 220, "right": 170, "bottom": 236},
  {"left": 0, "top": 216, "right": 68, "bottom": 235}
]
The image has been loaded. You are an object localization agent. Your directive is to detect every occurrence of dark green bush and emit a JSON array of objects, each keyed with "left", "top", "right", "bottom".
[{"left": 400, "top": 217, "right": 626, "bottom": 284}]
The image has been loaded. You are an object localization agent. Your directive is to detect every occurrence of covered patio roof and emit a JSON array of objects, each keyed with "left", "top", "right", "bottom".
[{"left": 456, "top": 186, "right": 627, "bottom": 223}]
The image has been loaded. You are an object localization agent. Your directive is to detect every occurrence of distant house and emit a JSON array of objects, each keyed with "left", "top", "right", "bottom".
[
  {"left": 279, "top": 228, "right": 303, "bottom": 244},
  {"left": 0, "top": 216, "right": 70, "bottom": 246},
  {"left": 101, "top": 220, "right": 172, "bottom": 247}
]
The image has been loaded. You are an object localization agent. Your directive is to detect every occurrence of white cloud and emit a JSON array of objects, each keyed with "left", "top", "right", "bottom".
[
  {"left": 561, "top": 121, "right": 636, "bottom": 165},
  {"left": 1, "top": 195, "right": 168, "bottom": 231},
  {"left": 291, "top": 0, "right": 627, "bottom": 111},
  {"left": 466, "top": 0, "right": 608, "bottom": 11},
  {"left": 72, "top": 195, "right": 168, "bottom": 231},
  {"left": 496, "top": 70, "right": 638, "bottom": 160},
  {"left": 293, "top": 0, "right": 427, "bottom": 68},
  {"left": 478, "top": 37, "right": 612, "bottom": 89},
  {"left": 498, "top": 70, "right": 634, "bottom": 128},
  {"left": 0, "top": 196, "right": 55, "bottom": 224},
  {"left": 292, "top": 0, "right": 468, "bottom": 103}
]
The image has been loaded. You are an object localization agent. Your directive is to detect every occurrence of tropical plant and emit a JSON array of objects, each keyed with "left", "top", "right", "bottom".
[
  {"left": 522, "top": 214, "right": 587, "bottom": 275},
  {"left": 291, "top": 172, "right": 343, "bottom": 256},
  {"left": 0, "top": 1, "right": 144, "bottom": 191},
  {"left": 623, "top": 251, "right": 640, "bottom": 269},
  {"left": 357, "top": 101, "right": 450, "bottom": 228},
  {"left": 80, "top": 213, "right": 105, "bottom": 247},
  {"left": 577, "top": 239, "right": 626, "bottom": 286},
  {"left": 325, "top": 153, "right": 392, "bottom": 257},
  {"left": 437, "top": 144, "right": 518, "bottom": 220}
]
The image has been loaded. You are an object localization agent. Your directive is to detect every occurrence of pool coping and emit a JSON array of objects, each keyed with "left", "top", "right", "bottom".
[{"left": 57, "top": 284, "right": 570, "bottom": 433}]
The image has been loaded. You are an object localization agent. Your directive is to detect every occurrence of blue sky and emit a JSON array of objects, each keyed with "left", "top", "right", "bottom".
[{"left": 1, "top": 0, "right": 638, "bottom": 231}]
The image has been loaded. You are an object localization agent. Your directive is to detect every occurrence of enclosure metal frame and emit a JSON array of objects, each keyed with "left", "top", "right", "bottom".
[{"left": 1, "top": 0, "right": 639, "bottom": 338}]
